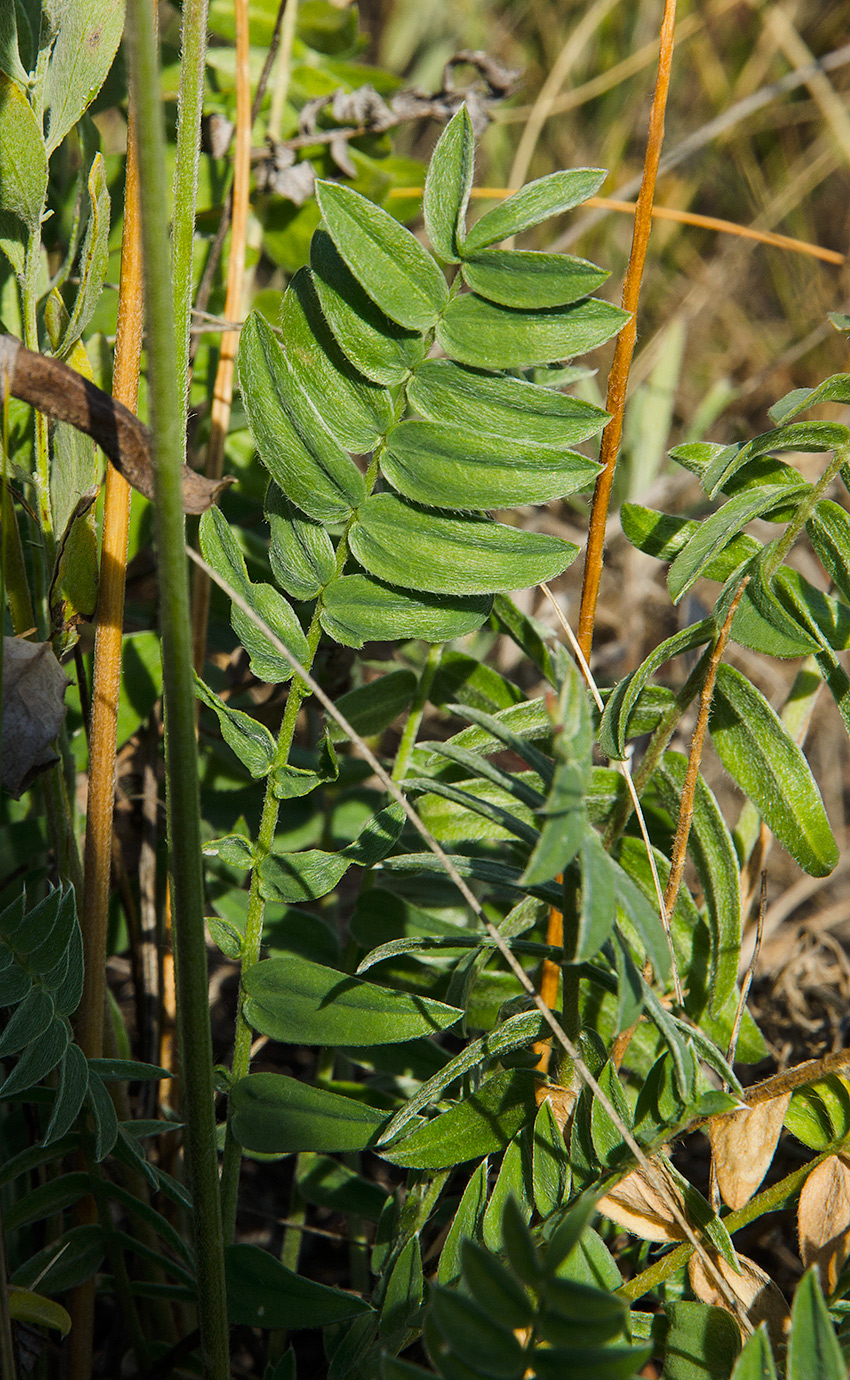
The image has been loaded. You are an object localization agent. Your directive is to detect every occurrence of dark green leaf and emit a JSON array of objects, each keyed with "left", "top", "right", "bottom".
[
  {"left": 620, "top": 503, "right": 760, "bottom": 580},
  {"left": 381, "top": 1069, "right": 538, "bottom": 1169},
  {"left": 195, "top": 677, "right": 275, "bottom": 778},
  {"left": 296, "top": 1153, "right": 388, "bottom": 1221},
  {"left": 316, "top": 180, "right": 447, "bottom": 331},
  {"left": 409, "top": 360, "right": 608, "bottom": 447},
  {"left": 424, "top": 105, "right": 474, "bottom": 262},
  {"left": 226, "top": 1243, "right": 371, "bottom": 1328},
  {"left": 428, "top": 1285, "right": 525, "bottom": 1378},
  {"left": 463, "top": 169, "right": 606, "bottom": 252},
  {"left": 280, "top": 268, "right": 393, "bottom": 453},
  {"left": 11, "top": 1225, "right": 104, "bottom": 1294},
  {"left": 438, "top": 1159, "right": 488, "bottom": 1286},
  {"left": 86, "top": 1072, "right": 118, "bottom": 1160},
  {"left": 710, "top": 663, "right": 837, "bottom": 877},
  {"left": 652, "top": 754, "right": 741, "bottom": 1015},
  {"left": 381, "top": 1234, "right": 423, "bottom": 1336},
  {"left": 320, "top": 572, "right": 493, "bottom": 648},
  {"left": 350, "top": 493, "right": 578, "bottom": 596},
  {"left": 573, "top": 829, "right": 617, "bottom": 963},
  {"left": 807, "top": 498, "right": 850, "bottom": 605},
  {"left": 461, "top": 1239, "right": 534, "bottom": 1329},
  {"left": 437, "top": 293, "right": 629, "bottom": 371},
  {"left": 266, "top": 482, "right": 336, "bottom": 602},
  {"left": 482, "top": 1138, "right": 531, "bottom": 1250},
  {"left": 259, "top": 803, "right": 404, "bottom": 903},
  {"left": 43, "top": 1042, "right": 89, "bottom": 1144},
  {"left": 382, "top": 420, "right": 600, "bottom": 509},
  {"left": 703, "top": 423, "right": 846, "bottom": 498},
  {"left": 656, "top": 1301, "right": 741, "bottom": 1380},
  {"left": 242, "top": 954, "right": 462, "bottom": 1046},
  {"left": 532, "top": 1097, "right": 571, "bottom": 1216},
  {"left": 239, "top": 311, "right": 365, "bottom": 521},
  {"left": 461, "top": 250, "right": 608, "bottom": 309},
  {"left": 230, "top": 1072, "right": 387, "bottom": 1154},
  {"left": 0, "top": 1018, "right": 67, "bottom": 1098},
  {"left": 203, "top": 834, "right": 255, "bottom": 869},
  {"left": 769, "top": 373, "right": 850, "bottom": 425},
  {"left": 311, "top": 229, "right": 426, "bottom": 385},
  {"left": 328, "top": 669, "right": 417, "bottom": 743}
]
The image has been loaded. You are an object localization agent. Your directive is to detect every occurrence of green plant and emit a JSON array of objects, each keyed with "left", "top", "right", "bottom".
[{"left": 4, "top": 3, "right": 850, "bottom": 1379}]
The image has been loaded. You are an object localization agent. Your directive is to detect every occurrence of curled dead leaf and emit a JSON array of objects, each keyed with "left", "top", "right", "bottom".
[
  {"left": 709, "top": 1093, "right": 791, "bottom": 1211},
  {"left": 689, "top": 1250, "right": 789, "bottom": 1350},
  {"left": 0, "top": 335, "right": 232, "bottom": 514},
  {"left": 598, "top": 1156, "right": 688, "bottom": 1243},
  {"left": 1, "top": 638, "right": 69, "bottom": 797},
  {"left": 798, "top": 1154, "right": 850, "bottom": 1293}
]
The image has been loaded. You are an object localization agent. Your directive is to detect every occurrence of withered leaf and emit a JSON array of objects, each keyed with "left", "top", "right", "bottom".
[
  {"left": 798, "top": 1154, "right": 850, "bottom": 1293},
  {"left": 598, "top": 1156, "right": 688, "bottom": 1243},
  {"left": 709, "top": 1093, "right": 791, "bottom": 1211},
  {"left": 1, "top": 637, "right": 69, "bottom": 797},
  {"left": 0, "top": 334, "right": 231, "bottom": 514},
  {"left": 689, "top": 1250, "right": 790, "bottom": 1350}
]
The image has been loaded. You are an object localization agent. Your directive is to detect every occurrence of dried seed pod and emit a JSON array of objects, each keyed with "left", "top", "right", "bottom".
[
  {"left": 689, "top": 1250, "right": 790, "bottom": 1350},
  {"left": 598, "top": 1157, "right": 688, "bottom": 1243},
  {"left": 798, "top": 1154, "right": 850, "bottom": 1293},
  {"left": 709, "top": 1093, "right": 791, "bottom": 1211}
]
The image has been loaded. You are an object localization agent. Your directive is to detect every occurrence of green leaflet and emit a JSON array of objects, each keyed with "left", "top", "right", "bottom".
[
  {"left": 436, "top": 293, "right": 629, "bottom": 371},
  {"left": 58, "top": 153, "right": 110, "bottom": 356},
  {"left": 328, "top": 669, "right": 417, "bottom": 742},
  {"left": 807, "top": 498, "right": 850, "bottom": 604},
  {"left": 0, "top": 73, "right": 48, "bottom": 272},
  {"left": 259, "top": 803, "right": 404, "bottom": 904},
  {"left": 381, "top": 1069, "right": 538, "bottom": 1169},
  {"left": 349, "top": 493, "right": 578, "bottom": 596},
  {"left": 572, "top": 830, "right": 617, "bottom": 964},
  {"left": 42, "top": 0, "right": 125, "bottom": 156},
  {"left": 652, "top": 754, "right": 741, "bottom": 1015},
  {"left": 194, "top": 677, "right": 275, "bottom": 779},
  {"left": 0, "top": 3, "right": 30, "bottom": 88},
  {"left": 316, "top": 179, "right": 448, "bottom": 331},
  {"left": 279, "top": 269, "right": 393, "bottom": 453},
  {"left": 408, "top": 360, "right": 609, "bottom": 447},
  {"left": 238, "top": 311, "right": 365, "bottom": 521},
  {"left": 769, "top": 372, "right": 850, "bottom": 425},
  {"left": 620, "top": 503, "right": 761, "bottom": 579},
  {"left": 730, "top": 1327, "right": 778, "bottom": 1380},
  {"left": 710, "top": 663, "right": 837, "bottom": 877},
  {"left": 227, "top": 1244, "right": 371, "bottom": 1329},
  {"left": 597, "top": 619, "right": 714, "bottom": 760},
  {"left": 656, "top": 1303, "right": 741, "bottom": 1380},
  {"left": 787, "top": 1271, "right": 846, "bottom": 1380},
  {"left": 381, "top": 420, "right": 600, "bottom": 510},
  {"left": 461, "top": 250, "right": 608, "bottom": 310},
  {"left": 311, "top": 229, "right": 426, "bottom": 385},
  {"left": 438, "top": 1160, "right": 489, "bottom": 1285},
  {"left": 198, "top": 507, "right": 309, "bottom": 682},
  {"left": 381, "top": 1235, "right": 423, "bottom": 1339},
  {"left": 702, "top": 421, "right": 848, "bottom": 497},
  {"left": 463, "top": 169, "right": 607, "bottom": 252},
  {"left": 319, "top": 572, "right": 493, "bottom": 648},
  {"left": 667, "top": 483, "right": 809, "bottom": 603},
  {"left": 266, "top": 482, "right": 336, "bottom": 602},
  {"left": 230, "top": 1073, "right": 387, "bottom": 1155},
  {"left": 241, "top": 954, "right": 462, "bottom": 1046},
  {"left": 423, "top": 105, "right": 474, "bottom": 263}
]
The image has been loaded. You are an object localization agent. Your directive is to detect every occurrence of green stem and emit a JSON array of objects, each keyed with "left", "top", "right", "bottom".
[
  {"left": 172, "top": 0, "right": 210, "bottom": 426},
  {"left": 22, "top": 232, "right": 53, "bottom": 618},
  {"left": 392, "top": 642, "right": 444, "bottom": 782},
  {"left": 618, "top": 1151, "right": 831, "bottom": 1301},
  {"left": 219, "top": 607, "right": 325, "bottom": 1241},
  {"left": 124, "top": 5, "right": 229, "bottom": 1377},
  {"left": 267, "top": 0, "right": 299, "bottom": 144}
]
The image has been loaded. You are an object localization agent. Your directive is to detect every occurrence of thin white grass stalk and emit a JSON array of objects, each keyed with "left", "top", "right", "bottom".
[
  {"left": 187, "top": 544, "right": 748, "bottom": 1321},
  {"left": 539, "top": 584, "right": 683, "bottom": 1002}
]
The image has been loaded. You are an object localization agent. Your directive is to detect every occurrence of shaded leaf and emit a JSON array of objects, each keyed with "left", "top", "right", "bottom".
[
  {"left": 381, "top": 1069, "right": 538, "bottom": 1170},
  {"left": 230, "top": 1072, "right": 387, "bottom": 1155},
  {"left": 226, "top": 1243, "right": 371, "bottom": 1328}
]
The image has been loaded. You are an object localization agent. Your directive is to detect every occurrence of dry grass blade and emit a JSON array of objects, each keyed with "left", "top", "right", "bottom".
[
  {"left": 709, "top": 1093, "right": 791, "bottom": 1212},
  {"left": 688, "top": 1251, "right": 790, "bottom": 1349},
  {"left": 798, "top": 1154, "right": 850, "bottom": 1293}
]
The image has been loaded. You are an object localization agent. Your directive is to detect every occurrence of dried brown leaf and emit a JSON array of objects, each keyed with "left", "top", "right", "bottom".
[
  {"left": 598, "top": 1157, "right": 688, "bottom": 1243},
  {"left": 535, "top": 1081, "right": 576, "bottom": 1131},
  {"left": 709, "top": 1093, "right": 791, "bottom": 1211},
  {"left": 798, "top": 1154, "right": 850, "bottom": 1293},
  {"left": 1, "top": 637, "right": 69, "bottom": 797},
  {"left": 689, "top": 1250, "right": 790, "bottom": 1349}
]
